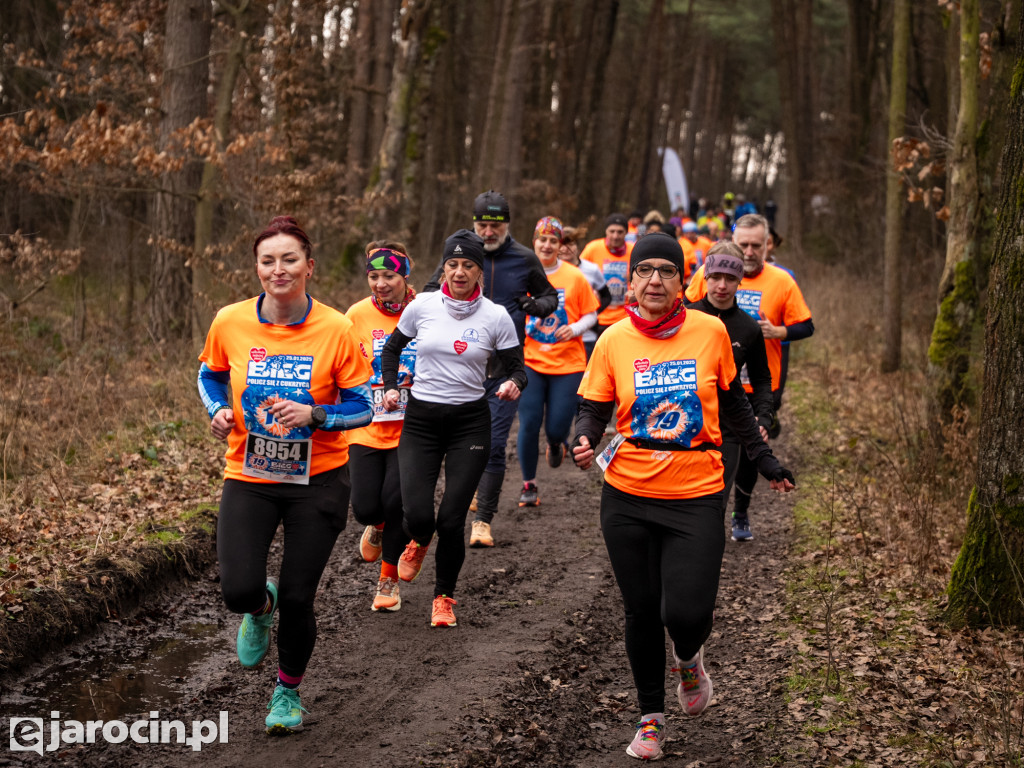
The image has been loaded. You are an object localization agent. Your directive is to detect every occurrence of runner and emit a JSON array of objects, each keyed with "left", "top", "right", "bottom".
[
  {"left": 516, "top": 216, "right": 599, "bottom": 507},
  {"left": 197, "top": 215, "right": 373, "bottom": 734},
  {"left": 423, "top": 190, "right": 557, "bottom": 548},
  {"left": 580, "top": 213, "right": 634, "bottom": 338},
  {"left": 381, "top": 229, "right": 526, "bottom": 627},
  {"left": 570, "top": 232, "right": 795, "bottom": 761},
  {"left": 557, "top": 224, "right": 611, "bottom": 360},
  {"left": 686, "top": 242, "right": 774, "bottom": 523},
  {"left": 345, "top": 241, "right": 418, "bottom": 612},
  {"left": 686, "top": 213, "right": 813, "bottom": 540}
]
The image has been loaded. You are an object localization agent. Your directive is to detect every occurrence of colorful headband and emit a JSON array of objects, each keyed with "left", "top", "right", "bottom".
[
  {"left": 534, "top": 216, "right": 563, "bottom": 240},
  {"left": 366, "top": 248, "right": 410, "bottom": 277}
]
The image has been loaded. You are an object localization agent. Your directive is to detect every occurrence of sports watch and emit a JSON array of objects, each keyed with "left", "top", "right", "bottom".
[{"left": 310, "top": 405, "right": 327, "bottom": 429}]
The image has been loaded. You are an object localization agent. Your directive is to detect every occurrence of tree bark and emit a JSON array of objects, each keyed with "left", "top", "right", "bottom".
[
  {"left": 367, "top": 0, "right": 434, "bottom": 234},
  {"left": 945, "top": 7, "right": 1024, "bottom": 629},
  {"left": 770, "top": 0, "right": 806, "bottom": 252},
  {"left": 344, "top": 0, "right": 374, "bottom": 196},
  {"left": 194, "top": 0, "right": 261, "bottom": 333},
  {"left": 928, "top": 0, "right": 980, "bottom": 419},
  {"left": 474, "top": 0, "right": 516, "bottom": 190},
  {"left": 149, "top": 0, "right": 211, "bottom": 342},
  {"left": 493, "top": 0, "right": 533, "bottom": 193},
  {"left": 880, "top": 0, "right": 909, "bottom": 373}
]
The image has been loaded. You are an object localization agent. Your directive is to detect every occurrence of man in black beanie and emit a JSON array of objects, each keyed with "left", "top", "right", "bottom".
[{"left": 423, "top": 190, "right": 557, "bottom": 548}]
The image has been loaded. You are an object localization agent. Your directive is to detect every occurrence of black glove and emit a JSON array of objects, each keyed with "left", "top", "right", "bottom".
[
  {"left": 756, "top": 453, "right": 796, "bottom": 486},
  {"left": 517, "top": 294, "right": 543, "bottom": 315}
]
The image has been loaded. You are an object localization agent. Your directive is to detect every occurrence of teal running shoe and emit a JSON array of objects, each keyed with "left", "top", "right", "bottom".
[
  {"left": 265, "top": 684, "right": 307, "bottom": 734},
  {"left": 236, "top": 578, "right": 278, "bottom": 668}
]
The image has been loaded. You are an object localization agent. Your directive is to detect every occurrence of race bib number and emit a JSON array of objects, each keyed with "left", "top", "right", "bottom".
[
  {"left": 242, "top": 434, "right": 312, "bottom": 484},
  {"left": 595, "top": 433, "right": 625, "bottom": 472},
  {"left": 372, "top": 386, "right": 409, "bottom": 422}
]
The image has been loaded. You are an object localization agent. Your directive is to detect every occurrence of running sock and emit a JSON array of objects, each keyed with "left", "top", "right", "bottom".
[
  {"left": 373, "top": 522, "right": 385, "bottom": 530},
  {"left": 277, "top": 669, "right": 302, "bottom": 689},
  {"left": 380, "top": 561, "right": 399, "bottom": 580},
  {"left": 253, "top": 589, "right": 274, "bottom": 617}
]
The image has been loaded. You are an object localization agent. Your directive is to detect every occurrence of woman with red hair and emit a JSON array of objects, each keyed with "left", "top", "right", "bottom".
[{"left": 198, "top": 216, "right": 373, "bottom": 734}]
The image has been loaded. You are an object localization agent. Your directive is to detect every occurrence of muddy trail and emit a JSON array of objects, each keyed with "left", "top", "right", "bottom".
[{"left": 1, "top": 429, "right": 799, "bottom": 767}]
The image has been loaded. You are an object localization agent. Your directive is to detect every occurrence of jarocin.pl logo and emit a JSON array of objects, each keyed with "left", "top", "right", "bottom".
[{"left": 9, "top": 710, "right": 228, "bottom": 754}]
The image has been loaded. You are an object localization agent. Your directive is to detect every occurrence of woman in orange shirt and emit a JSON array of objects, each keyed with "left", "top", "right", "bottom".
[
  {"left": 516, "top": 216, "right": 599, "bottom": 507},
  {"left": 571, "top": 232, "right": 795, "bottom": 760},
  {"left": 198, "top": 216, "right": 373, "bottom": 733},
  {"left": 345, "top": 241, "right": 418, "bottom": 613}
]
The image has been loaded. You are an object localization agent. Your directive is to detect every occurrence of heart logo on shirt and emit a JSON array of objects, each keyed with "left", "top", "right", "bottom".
[
  {"left": 372, "top": 329, "right": 385, "bottom": 339},
  {"left": 454, "top": 340, "right": 468, "bottom": 354},
  {"left": 634, "top": 358, "right": 650, "bottom": 373},
  {"left": 250, "top": 347, "right": 267, "bottom": 362}
]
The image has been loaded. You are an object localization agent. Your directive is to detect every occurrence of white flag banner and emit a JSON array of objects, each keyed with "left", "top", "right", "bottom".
[{"left": 659, "top": 147, "right": 689, "bottom": 213}]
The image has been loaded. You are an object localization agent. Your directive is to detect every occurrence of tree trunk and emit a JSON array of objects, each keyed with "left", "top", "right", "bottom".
[
  {"left": 474, "top": 0, "right": 516, "bottom": 190},
  {"left": 880, "top": 0, "right": 909, "bottom": 373},
  {"left": 367, "top": 0, "right": 433, "bottom": 233},
  {"left": 493, "top": 0, "right": 533, "bottom": 193},
  {"left": 770, "top": 0, "right": 806, "bottom": 252},
  {"left": 194, "top": 0, "right": 261, "bottom": 334},
  {"left": 945, "top": 8, "right": 1024, "bottom": 629},
  {"left": 344, "top": 0, "right": 374, "bottom": 196},
  {"left": 148, "top": 0, "right": 211, "bottom": 342},
  {"left": 927, "top": 0, "right": 980, "bottom": 419},
  {"left": 573, "top": 0, "right": 619, "bottom": 216}
]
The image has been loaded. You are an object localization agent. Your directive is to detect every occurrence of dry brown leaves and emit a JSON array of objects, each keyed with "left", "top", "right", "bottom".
[
  {"left": 779, "top": 360, "right": 1023, "bottom": 766},
  {"left": 0, "top": 339, "right": 224, "bottom": 622}
]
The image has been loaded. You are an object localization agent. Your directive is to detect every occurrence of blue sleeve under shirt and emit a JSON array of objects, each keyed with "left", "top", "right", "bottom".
[{"left": 196, "top": 363, "right": 372, "bottom": 431}]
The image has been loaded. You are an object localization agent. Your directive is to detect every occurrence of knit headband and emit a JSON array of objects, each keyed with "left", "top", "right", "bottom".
[{"left": 366, "top": 248, "right": 410, "bottom": 277}]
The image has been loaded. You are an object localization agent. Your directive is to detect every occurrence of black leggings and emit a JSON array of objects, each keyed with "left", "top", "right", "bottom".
[
  {"left": 348, "top": 443, "right": 406, "bottom": 566},
  {"left": 733, "top": 446, "right": 759, "bottom": 518},
  {"left": 398, "top": 394, "right": 490, "bottom": 598},
  {"left": 719, "top": 438, "right": 742, "bottom": 519},
  {"left": 217, "top": 465, "right": 349, "bottom": 678},
  {"left": 600, "top": 482, "right": 724, "bottom": 715}
]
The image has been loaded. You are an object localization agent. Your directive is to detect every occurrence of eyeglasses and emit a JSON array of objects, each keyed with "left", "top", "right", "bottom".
[{"left": 633, "top": 263, "right": 679, "bottom": 280}]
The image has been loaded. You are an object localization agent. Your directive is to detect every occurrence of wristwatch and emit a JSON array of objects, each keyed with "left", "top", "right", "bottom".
[{"left": 310, "top": 405, "right": 327, "bottom": 429}]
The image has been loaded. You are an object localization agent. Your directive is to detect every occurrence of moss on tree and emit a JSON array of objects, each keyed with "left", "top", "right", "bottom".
[
  {"left": 928, "top": 259, "right": 978, "bottom": 411},
  {"left": 946, "top": 488, "right": 1024, "bottom": 627}
]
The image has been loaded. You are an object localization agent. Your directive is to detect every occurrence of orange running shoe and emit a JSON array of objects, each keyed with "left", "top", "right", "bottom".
[
  {"left": 397, "top": 538, "right": 431, "bottom": 582},
  {"left": 359, "top": 525, "right": 383, "bottom": 563},
  {"left": 371, "top": 576, "right": 401, "bottom": 612},
  {"left": 430, "top": 595, "right": 457, "bottom": 627}
]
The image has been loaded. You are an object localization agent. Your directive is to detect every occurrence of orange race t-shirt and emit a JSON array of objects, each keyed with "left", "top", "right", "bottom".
[
  {"left": 578, "top": 311, "right": 737, "bottom": 499},
  {"left": 580, "top": 238, "right": 634, "bottom": 326},
  {"left": 685, "top": 263, "right": 811, "bottom": 395},
  {"left": 678, "top": 237, "right": 698, "bottom": 283},
  {"left": 199, "top": 296, "right": 372, "bottom": 483},
  {"left": 344, "top": 296, "right": 418, "bottom": 450},
  {"left": 524, "top": 261, "right": 601, "bottom": 375},
  {"left": 695, "top": 235, "right": 714, "bottom": 262}
]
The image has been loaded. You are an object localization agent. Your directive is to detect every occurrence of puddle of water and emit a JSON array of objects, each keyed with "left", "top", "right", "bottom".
[{"left": 5, "top": 620, "right": 225, "bottom": 722}]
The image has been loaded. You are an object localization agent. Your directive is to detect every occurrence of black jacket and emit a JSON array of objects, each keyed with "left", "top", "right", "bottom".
[{"left": 688, "top": 297, "right": 774, "bottom": 437}]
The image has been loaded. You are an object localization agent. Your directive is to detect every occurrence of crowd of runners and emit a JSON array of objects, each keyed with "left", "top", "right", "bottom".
[{"left": 197, "top": 189, "right": 813, "bottom": 759}]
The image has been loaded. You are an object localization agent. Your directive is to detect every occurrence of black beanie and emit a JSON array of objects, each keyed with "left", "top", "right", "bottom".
[
  {"left": 629, "top": 231, "right": 685, "bottom": 276},
  {"left": 443, "top": 228, "right": 486, "bottom": 269},
  {"left": 605, "top": 212, "right": 628, "bottom": 230}
]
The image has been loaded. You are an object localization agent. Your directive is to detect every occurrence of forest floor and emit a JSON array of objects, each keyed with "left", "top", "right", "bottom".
[{"left": 1, "top": 362, "right": 1021, "bottom": 767}]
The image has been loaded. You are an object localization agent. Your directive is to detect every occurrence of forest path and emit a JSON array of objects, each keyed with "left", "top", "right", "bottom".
[{"left": 2, "top": 426, "right": 800, "bottom": 768}]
